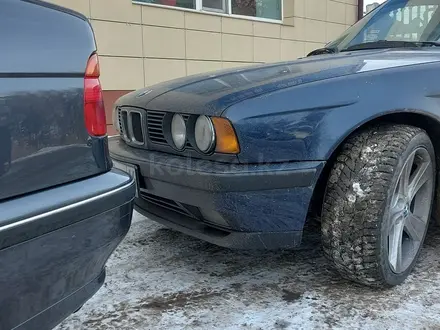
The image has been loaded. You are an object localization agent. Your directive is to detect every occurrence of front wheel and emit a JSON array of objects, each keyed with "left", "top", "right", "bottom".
[{"left": 321, "top": 124, "right": 435, "bottom": 287}]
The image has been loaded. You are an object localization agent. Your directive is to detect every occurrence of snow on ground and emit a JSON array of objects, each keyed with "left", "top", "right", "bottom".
[{"left": 57, "top": 212, "right": 440, "bottom": 330}]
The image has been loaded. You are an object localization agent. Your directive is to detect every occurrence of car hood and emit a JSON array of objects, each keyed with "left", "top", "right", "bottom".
[{"left": 116, "top": 49, "right": 440, "bottom": 116}]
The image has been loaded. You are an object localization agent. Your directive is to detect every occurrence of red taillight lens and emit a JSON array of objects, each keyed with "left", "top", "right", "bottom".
[
  {"left": 86, "top": 53, "right": 100, "bottom": 78},
  {"left": 84, "top": 53, "right": 106, "bottom": 136}
]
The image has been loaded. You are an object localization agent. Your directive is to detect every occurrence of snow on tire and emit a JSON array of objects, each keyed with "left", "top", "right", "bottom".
[{"left": 321, "top": 124, "right": 435, "bottom": 287}]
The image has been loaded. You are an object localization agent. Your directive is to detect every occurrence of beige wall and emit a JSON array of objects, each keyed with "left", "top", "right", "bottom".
[{"left": 47, "top": 0, "right": 358, "bottom": 90}]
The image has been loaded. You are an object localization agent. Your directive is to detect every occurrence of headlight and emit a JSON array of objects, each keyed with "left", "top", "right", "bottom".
[
  {"left": 195, "top": 115, "right": 215, "bottom": 153},
  {"left": 171, "top": 114, "right": 186, "bottom": 150}
]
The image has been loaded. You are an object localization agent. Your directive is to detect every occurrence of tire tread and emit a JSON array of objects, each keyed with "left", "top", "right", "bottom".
[{"left": 321, "top": 124, "right": 426, "bottom": 287}]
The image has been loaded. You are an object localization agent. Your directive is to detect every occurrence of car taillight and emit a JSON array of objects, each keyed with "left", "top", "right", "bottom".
[{"left": 84, "top": 53, "right": 106, "bottom": 136}]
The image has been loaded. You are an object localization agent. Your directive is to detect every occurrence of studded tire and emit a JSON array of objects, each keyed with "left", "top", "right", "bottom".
[{"left": 321, "top": 124, "right": 435, "bottom": 287}]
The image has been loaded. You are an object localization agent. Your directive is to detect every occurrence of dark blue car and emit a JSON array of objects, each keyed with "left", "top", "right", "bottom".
[
  {"left": 110, "top": 0, "right": 440, "bottom": 287},
  {"left": 0, "top": 1, "right": 135, "bottom": 329}
]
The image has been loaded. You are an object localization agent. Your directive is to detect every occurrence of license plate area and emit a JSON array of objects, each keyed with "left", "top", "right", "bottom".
[{"left": 112, "top": 160, "right": 139, "bottom": 197}]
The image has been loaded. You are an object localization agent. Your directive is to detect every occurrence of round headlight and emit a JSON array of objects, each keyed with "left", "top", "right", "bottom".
[
  {"left": 171, "top": 114, "right": 186, "bottom": 150},
  {"left": 195, "top": 115, "right": 215, "bottom": 153}
]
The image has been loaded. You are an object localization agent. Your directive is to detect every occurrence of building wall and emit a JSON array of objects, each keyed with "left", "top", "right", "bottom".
[{"left": 47, "top": 0, "right": 358, "bottom": 132}]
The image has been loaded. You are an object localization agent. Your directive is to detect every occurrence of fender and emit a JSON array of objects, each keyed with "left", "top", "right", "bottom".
[{"left": 224, "top": 61, "right": 440, "bottom": 163}]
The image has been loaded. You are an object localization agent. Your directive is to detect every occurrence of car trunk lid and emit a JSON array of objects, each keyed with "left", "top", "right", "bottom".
[{"left": 0, "top": 0, "right": 109, "bottom": 201}]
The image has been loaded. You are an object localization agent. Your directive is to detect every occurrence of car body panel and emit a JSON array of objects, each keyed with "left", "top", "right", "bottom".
[
  {"left": 0, "top": 169, "right": 134, "bottom": 249},
  {"left": 225, "top": 57, "right": 440, "bottom": 163},
  {"left": 110, "top": 48, "right": 440, "bottom": 249},
  {"left": 115, "top": 49, "right": 440, "bottom": 117},
  {"left": 17, "top": 270, "right": 106, "bottom": 330},
  {"left": 0, "top": 169, "right": 135, "bottom": 330},
  {"left": 0, "top": 0, "right": 134, "bottom": 328},
  {"left": 110, "top": 0, "right": 440, "bottom": 252},
  {"left": 0, "top": 0, "right": 110, "bottom": 201},
  {"left": 115, "top": 49, "right": 440, "bottom": 164},
  {"left": 0, "top": 0, "right": 94, "bottom": 74},
  {"left": 110, "top": 138, "right": 323, "bottom": 249}
]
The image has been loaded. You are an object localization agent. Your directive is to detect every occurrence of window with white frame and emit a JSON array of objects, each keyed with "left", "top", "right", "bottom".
[{"left": 136, "top": 0, "right": 282, "bottom": 21}]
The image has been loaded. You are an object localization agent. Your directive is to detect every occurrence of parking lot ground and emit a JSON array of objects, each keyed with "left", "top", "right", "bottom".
[{"left": 58, "top": 212, "right": 440, "bottom": 330}]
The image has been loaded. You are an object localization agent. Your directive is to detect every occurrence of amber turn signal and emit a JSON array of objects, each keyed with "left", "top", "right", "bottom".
[{"left": 211, "top": 117, "right": 240, "bottom": 154}]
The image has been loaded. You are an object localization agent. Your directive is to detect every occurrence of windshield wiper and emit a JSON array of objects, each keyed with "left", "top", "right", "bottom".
[
  {"left": 307, "top": 47, "right": 337, "bottom": 57},
  {"left": 342, "top": 40, "right": 440, "bottom": 52}
]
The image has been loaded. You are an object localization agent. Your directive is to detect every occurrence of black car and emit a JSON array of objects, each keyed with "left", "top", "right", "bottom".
[
  {"left": 0, "top": 1, "right": 135, "bottom": 329},
  {"left": 111, "top": 0, "right": 440, "bottom": 288}
]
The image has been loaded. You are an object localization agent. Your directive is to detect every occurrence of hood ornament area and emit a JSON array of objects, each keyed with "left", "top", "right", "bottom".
[{"left": 137, "top": 89, "right": 152, "bottom": 97}]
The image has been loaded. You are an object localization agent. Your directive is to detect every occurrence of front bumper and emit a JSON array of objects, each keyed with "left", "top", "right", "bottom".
[{"left": 110, "top": 138, "right": 325, "bottom": 249}]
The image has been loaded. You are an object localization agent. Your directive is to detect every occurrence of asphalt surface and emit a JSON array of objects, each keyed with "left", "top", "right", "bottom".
[{"left": 57, "top": 211, "right": 440, "bottom": 330}]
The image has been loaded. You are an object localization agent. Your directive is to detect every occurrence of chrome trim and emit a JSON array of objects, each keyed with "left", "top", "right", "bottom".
[
  {"left": 119, "top": 108, "right": 147, "bottom": 146},
  {"left": 127, "top": 109, "right": 135, "bottom": 142},
  {"left": 119, "top": 108, "right": 130, "bottom": 143},
  {"left": 207, "top": 117, "right": 216, "bottom": 153},
  {"left": 133, "top": 111, "right": 146, "bottom": 144},
  {"left": 0, "top": 180, "right": 134, "bottom": 233}
]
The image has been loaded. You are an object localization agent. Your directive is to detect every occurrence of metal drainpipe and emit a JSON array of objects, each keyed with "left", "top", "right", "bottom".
[{"left": 358, "top": 0, "right": 364, "bottom": 20}]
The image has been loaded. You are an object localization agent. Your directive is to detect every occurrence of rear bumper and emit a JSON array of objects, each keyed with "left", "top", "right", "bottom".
[
  {"left": 18, "top": 270, "right": 106, "bottom": 330},
  {"left": 1, "top": 169, "right": 135, "bottom": 330},
  {"left": 110, "top": 138, "right": 325, "bottom": 250}
]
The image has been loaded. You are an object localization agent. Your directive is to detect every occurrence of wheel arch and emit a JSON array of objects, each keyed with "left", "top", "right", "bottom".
[{"left": 309, "top": 110, "right": 440, "bottom": 220}]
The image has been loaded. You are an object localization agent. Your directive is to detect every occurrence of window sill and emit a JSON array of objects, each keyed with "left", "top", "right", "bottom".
[{"left": 132, "top": 1, "right": 283, "bottom": 25}]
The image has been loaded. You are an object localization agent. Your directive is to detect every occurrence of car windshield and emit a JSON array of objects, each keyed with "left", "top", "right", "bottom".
[{"left": 327, "top": 0, "right": 440, "bottom": 51}]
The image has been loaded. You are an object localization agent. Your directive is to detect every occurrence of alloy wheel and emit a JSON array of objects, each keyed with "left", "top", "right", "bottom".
[{"left": 388, "top": 147, "right": 434, "bottom": 273}]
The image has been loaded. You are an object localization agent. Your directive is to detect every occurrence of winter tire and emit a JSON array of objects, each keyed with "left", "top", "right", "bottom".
[{"left": 322, "top": 124, "right": 435, "bottom": 287}]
